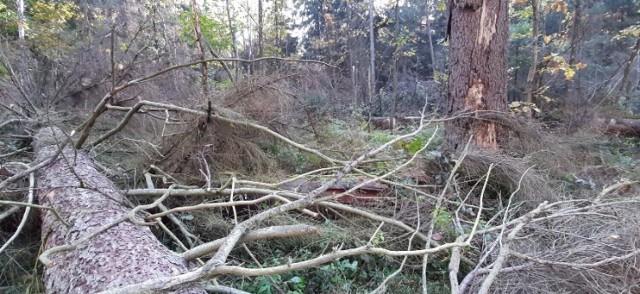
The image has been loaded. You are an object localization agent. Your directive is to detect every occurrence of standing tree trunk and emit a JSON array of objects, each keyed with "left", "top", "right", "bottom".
[
  {"left": 225, "top": 0, "right": 239, "bottom": 81},
  {"left": 34, "top": 127, "right": 203, "bottom": 294},
  {"left": 524, "top": 0, "right": 540, "bottom": 119},
  {"left": 566, "top": 0, "right": 583, "bottom": 104},
  {"left": 190, "top": 0, "right": 208, "bottom": 98},
  {"left": 444, "top": 0, "right": 509, "bottom": 152},
  {"left": 258, "top": 0, "right": 264, "bottom": 59},
  {"left": 367, "top": 0, "right": 376, "bottom": 133},
  {"left": 16, "top": 0, "right": 25, "bottom": 40},
  {"left": 390, "top": 0, "right": 401, "bottom": 132},
  {"left": 425, "top": 0, "right": 437, "bottom": 75}
]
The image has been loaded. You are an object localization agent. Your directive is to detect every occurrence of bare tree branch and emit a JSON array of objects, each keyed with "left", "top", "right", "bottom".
[
  {"left": 182, "top": 224, "right": 319, "bottom": 261},
  {"left": 0, "top": 172, "right": 34, "bottom": 254}
]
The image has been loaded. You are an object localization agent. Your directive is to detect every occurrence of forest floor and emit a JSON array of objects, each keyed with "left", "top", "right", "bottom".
[{"left": 2, "top": 110, "right": 640, "bottom": 293}]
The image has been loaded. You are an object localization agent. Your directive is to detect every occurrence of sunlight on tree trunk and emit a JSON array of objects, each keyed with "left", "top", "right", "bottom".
[
  {"left": 444, "top": 0, "right": 509, "bottom": 152},
  {"left": 16, "top": 0, "right": 25, "bottom": 40},
  {"left": 524, "top": 0, "right": 540, "bottom": 120}
]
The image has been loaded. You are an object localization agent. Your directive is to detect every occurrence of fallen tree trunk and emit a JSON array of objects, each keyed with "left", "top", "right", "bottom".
[
  {"left": 597, "top": 118, "right": 640, "bottom": 136},
  {"left": 34, "top": 127, "right": 204, "bottom": 294}
]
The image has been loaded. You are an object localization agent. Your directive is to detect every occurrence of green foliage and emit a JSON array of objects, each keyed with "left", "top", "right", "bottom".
[
  {"left": 262, "top": 143, "right": 325, "bottom": 174},
  {"left": 178, "top": 9, "right": 231, "bottom": 52},
  {"left": 0, "top": 2, "right": 18, "bottom": 36},
  {"left": 24, "top": 1, "right": 78, "bottom": 58},
  {"left": 601, "top": 137, "right": 640, "bottom": 173},
  {"left": 0, "top": 62, "right": 8, "bottom": 77},
  {"left": 433, "top": 207, "right": 455, "bottom": 236}
]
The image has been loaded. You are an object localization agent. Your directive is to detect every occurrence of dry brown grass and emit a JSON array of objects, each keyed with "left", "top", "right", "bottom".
[{"left": 464, "top": 198, "right": 640, "bottom": 293}]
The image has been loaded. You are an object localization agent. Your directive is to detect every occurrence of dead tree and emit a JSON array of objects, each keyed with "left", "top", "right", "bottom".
[{"left": 33, "top": 127, "right": 204, "bottom": 294}]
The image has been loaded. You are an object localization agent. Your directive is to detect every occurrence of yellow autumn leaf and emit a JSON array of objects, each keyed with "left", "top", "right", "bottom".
[
  {"left": 437, "top": 2, "right": 446, "bottom": 11},
  {"left": 544, "top": 35, "right": 552, "bottom": 44},
  {"left": 564, "top": 67, "right": 575, "bottom": 80}
]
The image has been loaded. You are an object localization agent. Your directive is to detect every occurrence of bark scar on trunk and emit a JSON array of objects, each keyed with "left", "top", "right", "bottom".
[
  {"left": 464, "top": 78, "right": 485, "bottom": 111},
  {"left": 477, "top": 1, "right": 497, "bottom": 47}
]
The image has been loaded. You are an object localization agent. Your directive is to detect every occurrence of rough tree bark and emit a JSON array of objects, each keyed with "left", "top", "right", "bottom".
[
  {"left": 444, "top": 0, "right": 509, "bottom": 152},
  {"left": 34, "top": 127, "right": 204, "bottom": 294}
]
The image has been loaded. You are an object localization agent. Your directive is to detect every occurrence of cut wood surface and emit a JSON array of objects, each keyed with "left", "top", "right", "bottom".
[{"left": 33, "top": 127, "right": 203, "bottom": 294}]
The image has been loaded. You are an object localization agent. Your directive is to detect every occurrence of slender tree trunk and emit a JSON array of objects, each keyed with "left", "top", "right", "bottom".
[
  {"left": 225, "top": 0, "right": 239, "bottom": 81},
  {"left": 444, "top": 0, "right": 509, "bottom": 152},
  {"left": 258, "top": 0, "right": 264, "bottom": 58},
  {"left": 274, "top": 0, "right": 281, "bottom": 51},
  {"left": 367, "top": 0, "right": 376, "bottom": 132},
  {"left": 190, "top": 0, "right": 208, "bottom": 98},
  {"left": 16, "top": 0, "right": 25, "bottom": 40},
  {"left": 33, "top": 127, "right": 204, "bottom": 294},
  {"left": 390, "top": 0, "right": 401, "bottom": 132},
  {"left": 247, "top": 1, "right": 253, "bottom": 76},
  {"left": 566, "top": 0, "right": 582, "bottom": 104},
  {"left": 425, "top": 0, "right": 437, "bottom": 75},
  {"left": 568, "top": 0, "right": 581, "bottom": 66},
  {"left": 524, "top": 0, "right": 540, "bottom": 119}
]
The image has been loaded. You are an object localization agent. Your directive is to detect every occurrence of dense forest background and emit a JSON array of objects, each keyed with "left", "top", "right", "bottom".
[{"left": 2, "top": 0, "right": 640, "bottom": 293}]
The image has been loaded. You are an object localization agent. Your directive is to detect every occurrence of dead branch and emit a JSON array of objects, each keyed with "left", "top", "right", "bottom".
[
  {"left": 0, "top": 118, "right": 38, "bottom": 129},
  {"left": 477, "top": 201, "right": 549, "bottom": 294},
  {"left": 0, "top": 206, "right": 20, "bottom": 222},
  {"left": 0, "top": 200, "right": 68, "bottom": 226},
  {"left": 98, "top": 99, "right": 435, "bottom": 293},
  {"left": 126, "top": 186, "right": 458, "bottom": 253},
  {"left": 146, "top": 194, "right": 319, "bottom": 219},
  {"left": 0, "top": 171, "right": 34, "bottom": 254},
  {"left": 182, "top": 224, "right": 319, "bottom": 261},
  {"left": 509, "top": 249, "right": 640, "bottom": 269},
  {"left": 99, "top": 241, "right": 470, "bottom": 294},
  {"left": 92, "top": 100, "right": 346, "bottom": 164}
]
